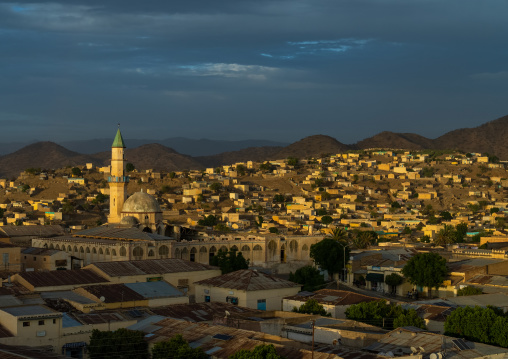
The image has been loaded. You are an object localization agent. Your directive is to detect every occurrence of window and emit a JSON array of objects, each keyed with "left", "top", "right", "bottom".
[
  {"left": 23, "top": 322, "right": 30, "bottom": 327},
  {"left": 226, "top": 296, "right": 238, "bottom": 305},
  {"left": 38, "top": 320, "right": 45, "bottom": 326},
  {"left": 52, "top": 319, "right": 56, "bottom": 324},
  {"left": 34, "top": 257, "right": 36, "bottom": 261},
  {"left": 43, "top": 258, "right": 46, "bottom": 261},
  {"left": 205, "top": 296, "right": 210, "bottom": 302}
]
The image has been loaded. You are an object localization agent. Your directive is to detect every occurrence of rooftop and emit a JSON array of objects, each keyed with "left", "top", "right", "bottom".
[
  {"left": 194, "top": 269, "right": 301, "bottom": 291},
  {"left": 1, "top": 305, "right": 59, "bottom": 317},
  {"left": 16, "top": 269, "right": 109, "bottom": 289},
  {"left": 87, "top": 258, "right": 217, "bottom": 277},
  {"left": 284, "top": 289, "right": 381, "bottom": 306}
]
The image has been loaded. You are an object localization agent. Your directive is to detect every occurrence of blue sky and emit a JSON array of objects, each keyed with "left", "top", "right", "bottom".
[{"left": 0, "top": 0, "right": 507, "bottom": 144}]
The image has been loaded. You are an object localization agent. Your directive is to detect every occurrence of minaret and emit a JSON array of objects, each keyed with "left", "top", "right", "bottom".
[{"left": 108, "top": 127, "right": 127, "bottom": 223}]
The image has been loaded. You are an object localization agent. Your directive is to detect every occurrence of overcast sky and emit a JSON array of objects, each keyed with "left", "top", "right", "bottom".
[{"left": 0, "top": 0, "right": 507, "bottom": 144}]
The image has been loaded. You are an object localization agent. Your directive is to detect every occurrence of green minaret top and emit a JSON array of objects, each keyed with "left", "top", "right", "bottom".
[{"left": 112, "top": 128, "right": 126, "bottom": 148}]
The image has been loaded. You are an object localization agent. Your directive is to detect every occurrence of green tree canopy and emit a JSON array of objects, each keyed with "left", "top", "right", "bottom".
[
  {"left": 401, "top": 253, "right": 447, "bottom": 297},
  {"left": 152, "top": 334, "right": 207, "bottom": 359},
  {"left": 310, "top": 238, "right": 349, "bottom": 279},
  {"left": 198, "top": 215, "right": 218, "bottom": 227},
  {"left": 229, "top": 344, "right": 286, "bottom": 359},
  {"left": 125, "top": 163, "right": 135, "bottom": 172},
  {"left": 71, "top": 167, "right": 82, "bottom": 176},
  {"left": 209, "top": 182, "right": 222, "bottom": 192},
  {"left": 286, "top": 157, "right": 299, "bottom": 167},
  {"left": 346, "top": 300, "right": 426, "bottom": 330},
  {"left": 457, "top": 286, "right": 483, "bottom": 296},
  {"left": 210, "top": 250, "right": 249, "bottom": 274},
  {"left": 293, "top": 298, "right": 330, "bottom": 317},
  {"left": 320, "top": 215, "right": 333, "bottom": 225},
  {"left": 88, "top": 329, "right": 148, "bottom": 359},
  {"left": 289, "top": 266, "right": 325, "bottom": 292}
]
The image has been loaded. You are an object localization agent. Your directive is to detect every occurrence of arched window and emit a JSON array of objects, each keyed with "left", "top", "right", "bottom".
[
  {"left": 302, "top": 244, "right": 309, "bottom": 251},
  {"left": 86, "top": 247, "right": 90, "bottom": 253},
  {"left": 106, "top": 248, "right": 110, "bottom": 255},
  {"left": 112, "top": 249, "right": 117, "bottom": 256},
  {"left": 241, "top": 245, "right": 251, "bottom": 252},
  {"left": 79, "top": 247, "right": 84, "bottom": 253},
  {"left": 253, "top": 245, "right": 262, "bottom": 251},
  {"left": 99, "top": 248, "right": 104, "bottom": 255},
  {"left": 133, "top": 247, "right": 143, "bottom": 258},
  {"left": 49, "top": 243, "right": 54, "bottom": 249},
  {"left": 74, "top": 246, "right": 78, "bottom": 252},
  {"left": 92, "top": 247, "right": 97, "bottom": 254},
  {"left": 200, "top": 247, "right": 207, "bottom": 253},
  {"left": 231, "top": 245, "right": 238, "bottom": 252},
  {"left": 209, "top": 246, "right": 217, "bottom": 253},
  {"left": 220, "top": 246, "right": 228, "bottom": 252},
  {"left": 67, "top": 245, "right": 72, "bottom": 252},
  {"left": 159, "top": 245, "right": 169, "bottom": 257},
  {"left": 175, "top": 248, "right": 180, "bottom": 258},
  {"left": 120, "top": 247, "right": 127, "bottom": 256},
  {"left": 55, "top": 244, "right": 60, "bottom": 250},
  {"left": 268, "top": 240, "right": 277, "bottom": 252},
  {"left": 148, "top": 250, "right": 155, "bottom": 257},
  {"left": 289, "top": 240, "right": 298, "bottom": 252}
]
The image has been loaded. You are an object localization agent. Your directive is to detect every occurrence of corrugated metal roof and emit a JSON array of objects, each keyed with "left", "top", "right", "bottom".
[
  {"left": 61, "top": 313, "right": 83, "bottom": 328},
  {"left": 79, "top": 283, "right": 144, "bottom": 303},
  {"left": 74, "top": 226, "right": 171, "bottom": 241},
  {"left": 0, "top": 225, "right": 65, "bottom": 238},
  {"left": 1, "top": 305, "right": 58, "bottom": 317},
  {"left": 151, "top": 302, "right": 261, "bottom": 322},
  {"left": 88, "top": 258, "right": 217, "bottom": 277},
  {"left": 17, "top": 269, "right": 109, "bottom": 288},
  {"left": 194, "top": 269, "right": 300, "bottom": 291},
  {"left": 284, "top": 289, "right": 380, "bottom": 306},
  {"left": 41, "top": 291, "right": 96, "bottom": 305},
  {"left": 124, "top": 281, "right": 183, "bottom": 299}
]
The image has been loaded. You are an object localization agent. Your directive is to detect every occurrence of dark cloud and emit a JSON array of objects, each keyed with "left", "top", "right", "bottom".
[{"left": 0, "top": 0, "right": 507, "bottom": 144}]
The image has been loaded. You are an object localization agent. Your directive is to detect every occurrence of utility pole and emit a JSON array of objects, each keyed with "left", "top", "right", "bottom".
[{"left": 311, "top": 320, "right": 315, "bottom": 359}]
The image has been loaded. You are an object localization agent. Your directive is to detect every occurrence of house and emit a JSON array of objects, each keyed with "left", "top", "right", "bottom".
[
  {"left": 194, "top": 269, "right": 301, "bottom": 310},
  {"left": 84, "top": 258, "right": 221, "bottom": 298},
  {"left": 21, "top": 247, "right": 73, "bottom": 271},
  {"left": 11, "top": 269, "right": 109, "bottom": 292}
]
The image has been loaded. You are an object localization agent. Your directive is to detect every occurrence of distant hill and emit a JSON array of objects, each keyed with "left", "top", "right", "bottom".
[
  {"left": 3, "top": 114, "right": 508, "bottom": 177},
  {"left": 0, "top": 142, "right": 99, "bottom": 178},
  {"left": 432, "top": 114, "right": 508, "bottom": 158},
  {"left": 357, "top": 131, "right": 435, "bottom": 150},
  {"left": 273, "top": 135, "right": 351, "bottom": 159}
]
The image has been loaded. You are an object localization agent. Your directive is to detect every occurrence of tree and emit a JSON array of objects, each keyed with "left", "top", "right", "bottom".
[
  {"left": 346, "top": 301, "right": 426, "bottom": 330},
  {"left": 229, "top": 344, "right": 286, "bottom": 359},
  {"left": 209, "top": 182, "right": 222, "bottom": 192},
  {"left": 289, "top": 266, "right": 325, "bottom": 292},
  {"left": 152, "top": 334, "right": 207, "bottom": 359},
  {"left": 402, "top": 253, "right": 447, "bottom": 297},
  {"left": 273, "top": 194, "right": 286, "bottom": 203},
  {"left": 169, "top": 172, "right": 176, "bottom": 179},
  {"left": 434, "top": 224, "right": 456, "bottom": 246},
  {"left": 269, "top": 227, "right": 279, "bottom": 234},
  {"left": 321, "top": 215, "right": 333, "bottom": 225},
  {"left": 286, "top": 157, "right": 299, "bottom": 167},
  {"left": 393, "top": 309, "right": 426, "bottom": 329},
  {"left": 92, "top": 193, "right": 109, "bottom": 205},
  {"left": 293, "top": 299, "right": 330, "bottom": 317},
  {"left": 61, "top": 201, "right": 75, "bottom": 215},
  {"left": 259, "top": 162, "right": 274, "bottom": 172},
  {"left": 326, "top": 227, "right": 349, "bottom": 242},
  {"left": 71, "top": 167, "right": 82, "bottom": 177},
  {"left": 457, "top": 286, "right": 483, "bottom": 296},
  {"left": 384, "top": 273, "right": 404, "bottom": 294},
  {"left": 210, "top": 250, "right": 249, "bottom": 274},
  {"left": 88, "top": 329, "right": 148, "bottom": 359},
  {"left": 126, "top": 163, "right": 135, "bottom": 172},
  {"left": 440, "top": 211, "right": 452, "bottom": 221},
  {"left": 310, "top": 238, "right": 349, "bottom": 279},
  {"left": 235, "top": 164, "right": 246, "bottom": 176},
  {"left": 198, "top": 215, "right": 217, "bottom": 227}
]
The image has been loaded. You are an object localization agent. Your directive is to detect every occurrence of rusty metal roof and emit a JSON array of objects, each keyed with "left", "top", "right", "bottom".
[
  {"left": 0, "top": 343, "right": 68, "bottom": 358},
  {"left": 16, "top": 269, "right": 109, "bottom": 289},
  {"left": 0, "top": 225, "right": 65, "bottom": 238},
  {"left": 79, "top": 283, "right": 144, "bottom": 303},
  {"left": 151, "top": 302, "right": 261, "bottom": 322},
  {"left": 73, "top": 226, "right": 171, "bottom": 242},
  {"left": 284, "top": 289, "right": 380, "bottom": 306},
  {"left": 194, "top": 269, "right": 301, "bottom": 291},
  {"left": 88, "top": 259, "right": 217, "bottom": 277}
]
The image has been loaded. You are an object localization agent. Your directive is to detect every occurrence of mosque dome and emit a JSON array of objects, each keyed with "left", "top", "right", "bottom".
[
  {"left": 120, "top": 216, "right": 139, "bottom": 226},
  {"left": 122, "top": 191, "right": 161, "bottom": 213}
]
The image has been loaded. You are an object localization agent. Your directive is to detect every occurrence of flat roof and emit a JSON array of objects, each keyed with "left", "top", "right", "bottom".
[{"left": 1, "top": 305, "right": 58, "bottom": 317}]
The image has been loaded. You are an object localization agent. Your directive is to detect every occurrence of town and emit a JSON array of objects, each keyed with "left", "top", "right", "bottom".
[{"left": 0, "top": 129, "right": 506, "bottom": 358}]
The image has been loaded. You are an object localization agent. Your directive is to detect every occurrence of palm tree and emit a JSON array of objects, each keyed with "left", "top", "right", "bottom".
[
  {"left": 434, "top": 224, "right": 456, "bottom": 246},
  {"left": 326, "top": 227, "right": 349, "bottom": 242}
]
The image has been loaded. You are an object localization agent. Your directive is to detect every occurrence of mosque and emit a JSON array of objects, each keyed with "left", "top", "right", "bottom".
[{"left": 32, "top": 129, "right": 321, "bottom": 273}]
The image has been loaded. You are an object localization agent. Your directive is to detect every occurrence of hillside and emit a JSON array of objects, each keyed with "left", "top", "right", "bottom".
[
  {"left": 0, "top": 142, "right": 99, "bottom": 178},
  {"left": 196, "top": 146, "right": 282, "bottom": 168},
  {"left": 272, "top": 135, "right": 351, "bottom": 159},
  {"left": 433, "top": 114, "right": 508, "bottom": 158},
  {"left": 357, "top": 132, "right": 434, "bottom": 150},
  {"left": 94, "top": 144, "right": 205, "bottom": 172}
]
